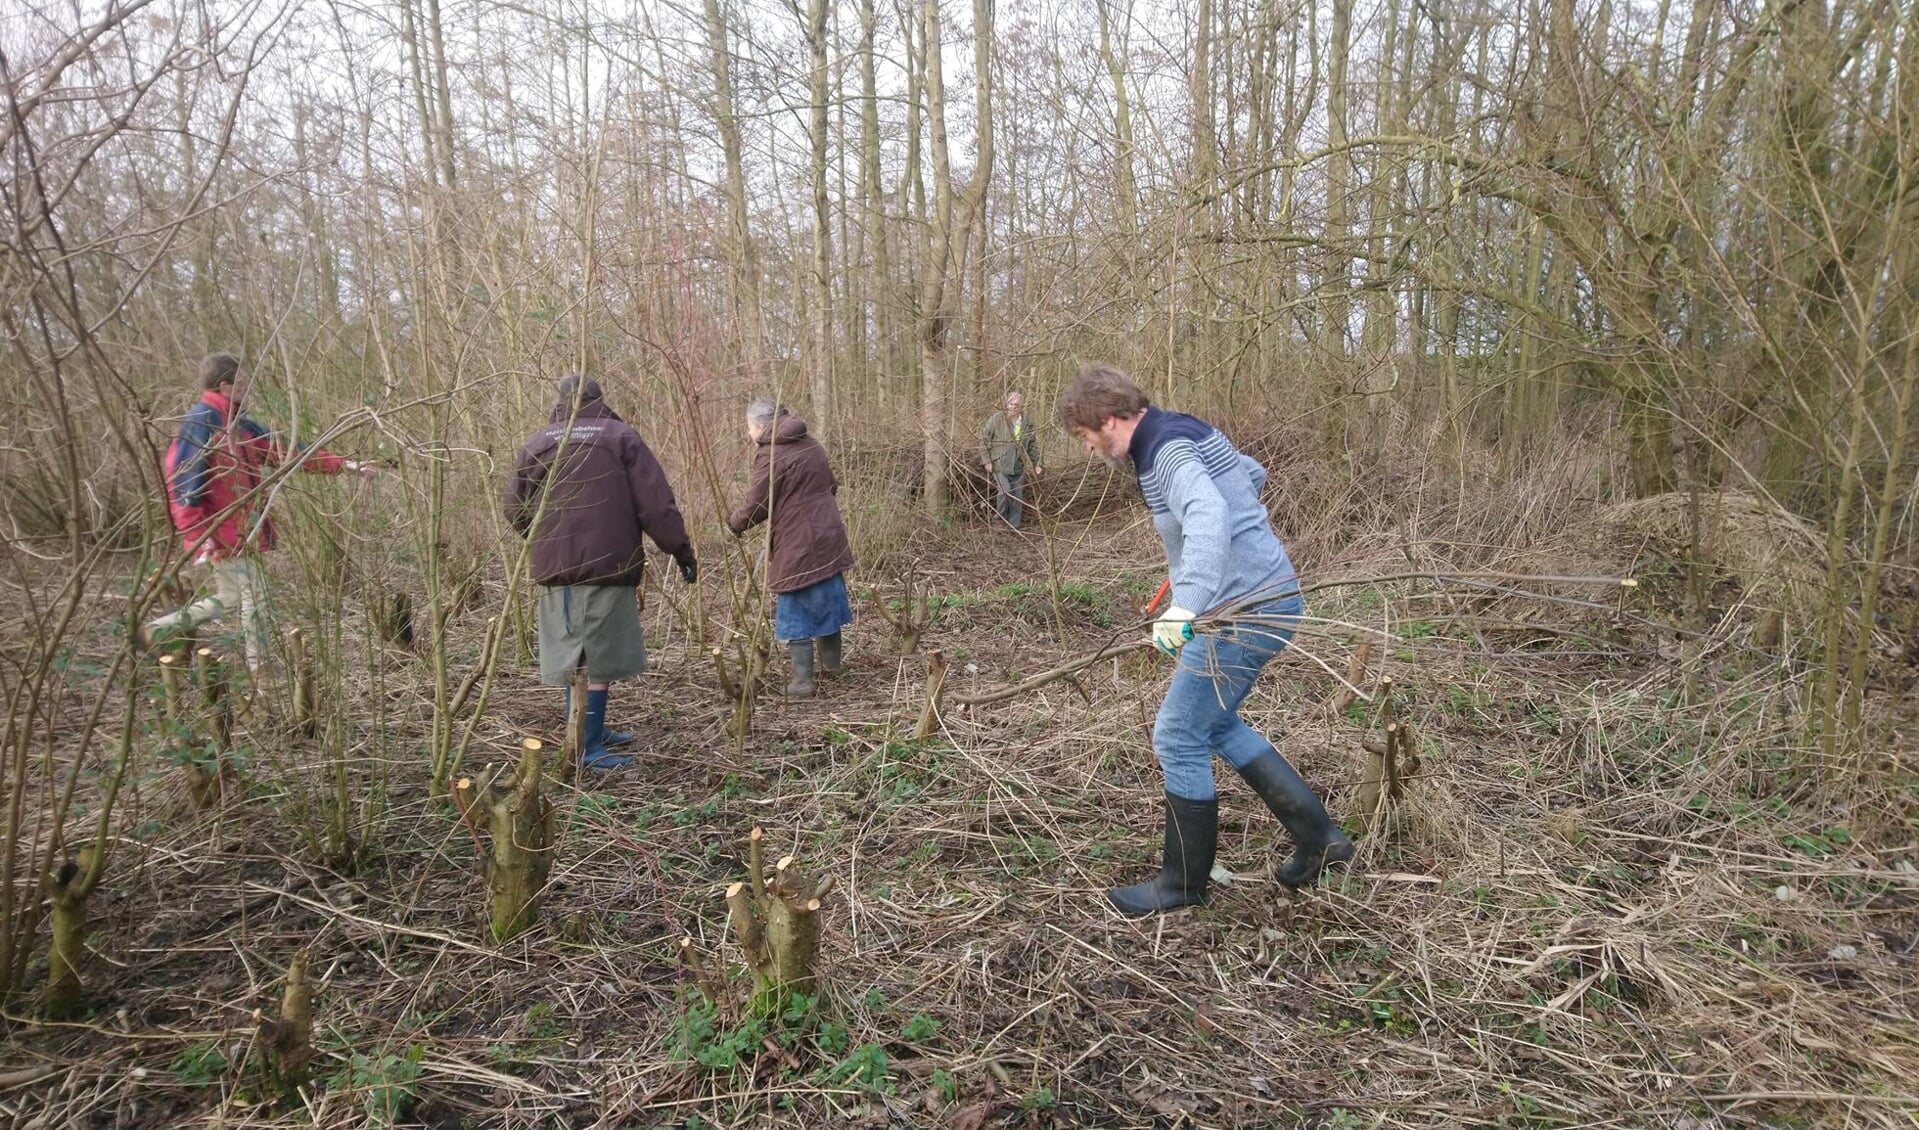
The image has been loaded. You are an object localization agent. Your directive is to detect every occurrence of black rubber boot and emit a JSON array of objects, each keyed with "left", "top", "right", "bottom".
[
  {"left": 817, "top": 632, "right": 844, "bottom": 675},
  {"left": 1235, "top": 750, "right": 1354, "bottom": 887},
  {"left": 1109, "top": 794, "right": 1218, "bottom": 917},
  {"left": 784, "top": 641, "right": 817, "bottom": 697}
]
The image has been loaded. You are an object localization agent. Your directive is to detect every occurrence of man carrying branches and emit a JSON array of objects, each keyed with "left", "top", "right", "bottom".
[
  {"left": 140, "top": 352, "right": 374, "bottom": 672},
  {"left": 1061, "top": 363, "right": 1353, "bottom": 917}
]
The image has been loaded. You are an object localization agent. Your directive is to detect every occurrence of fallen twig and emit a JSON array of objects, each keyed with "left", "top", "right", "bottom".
[{"left": 951, "top": 640, "right": 1151, "bottom": 706}]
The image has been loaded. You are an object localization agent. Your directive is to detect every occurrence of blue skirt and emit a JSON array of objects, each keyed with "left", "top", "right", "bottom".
[{"left": 775, "top": 573, "right": 854, "bottom": 642}]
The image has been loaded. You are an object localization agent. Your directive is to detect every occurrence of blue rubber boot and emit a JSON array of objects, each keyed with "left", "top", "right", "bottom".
[
  {"left": 566, "top": 685, "right": 634, "bottom": 748},
  {"left": 582, "top": 688, "right": 634, "bottom": 770}
]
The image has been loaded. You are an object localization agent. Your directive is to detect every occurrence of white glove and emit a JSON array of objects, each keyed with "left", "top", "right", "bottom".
[{"left": 1152, "top": 606, "right": 1197, "bottom": 656}]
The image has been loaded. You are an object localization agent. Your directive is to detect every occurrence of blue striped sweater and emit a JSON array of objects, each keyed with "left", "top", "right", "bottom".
[{"left": 1128, "top": 406, "right": 1299, "bottom": 614}]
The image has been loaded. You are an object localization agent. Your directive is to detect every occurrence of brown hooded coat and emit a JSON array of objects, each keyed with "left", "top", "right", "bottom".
[{"left": 726, "top": 415, "right": 854, "bottom": 593}]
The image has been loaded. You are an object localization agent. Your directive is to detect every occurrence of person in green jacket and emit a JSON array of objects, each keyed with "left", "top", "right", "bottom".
[{"left": 979, "top": 390, "right": 1043, "bottom": 529}]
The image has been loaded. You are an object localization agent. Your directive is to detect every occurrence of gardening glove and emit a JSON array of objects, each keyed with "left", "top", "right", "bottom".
[
  {"left": 1152, "top": 606, "right": 1197, "bottom": 657},
  {"left": 678, "top": 555, "right": 699, "bottom": 584}
]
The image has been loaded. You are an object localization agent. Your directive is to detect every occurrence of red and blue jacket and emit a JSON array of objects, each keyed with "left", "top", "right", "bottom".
[{"left": 164, "top": 389, "right": 347, "bottom": 560}]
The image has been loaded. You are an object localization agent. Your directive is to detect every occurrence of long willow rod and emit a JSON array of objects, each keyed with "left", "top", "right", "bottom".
[{"left": 950, "top": 571, "right": 1645, "bottom": 707}]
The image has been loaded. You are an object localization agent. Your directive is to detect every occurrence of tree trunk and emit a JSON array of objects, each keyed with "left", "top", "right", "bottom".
[
  {"left": 909, "top": 0, "right": 947, "bottom": 514},
  {"left": 915, "top": 0, "right": 994, "bottom": 514},
  {"left": 423, "top": 0, "right": 459, "bottom": 187},
  {"left": 803, "top": 0, "right": 835, "bottom": 429},
  {"left": 1624, "top": 376, "right": 1678, "bottom": 497},
  {"left": 1095, "top": 0, "right": 1137, "bottom": 239},
  {"left": 705, "top": 0, "right": 766, "bottom": 371},
  {"left": 291, "top": 105, "right": 341, "bottom": 324},
  {"left": 858, "top": 0, "right": 893, "bottom": 384},
  {"left": 1321, "top": 0, "right": 1351, "bottom": 363}
]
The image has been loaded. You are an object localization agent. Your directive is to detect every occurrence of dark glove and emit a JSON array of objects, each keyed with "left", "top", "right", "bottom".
[{"left": 678, "top": 556, "right": 699, "bottom": 584}]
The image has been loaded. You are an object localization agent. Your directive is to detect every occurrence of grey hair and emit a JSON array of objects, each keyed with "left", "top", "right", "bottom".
[
  {"left": 1005, "top": 389, "right": 1024, "bottom": 402},
  {"left": 746, "top": 398, "right": 787, "bottom": 428},
  {"left": 556, "top": 373, "right": 603, "bottom": 405}
]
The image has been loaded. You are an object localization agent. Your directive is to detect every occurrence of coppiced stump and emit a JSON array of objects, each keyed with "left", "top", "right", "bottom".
[
  {"left": 1356, "top": 677, "right": 1422, "bottom": 833},
  {"left": 913, "top": 650, "right": 948, "bottom": 740},
  {"left": 373, "top": 590, "right": 416, "bottom": 647},
  {"left": 1329, "top": 642, "right": 1375, "bottom": 717},
  {"left": 256, "top": 948, "right": 315, "bottom": 1100},
  {"left": 724, "top": 827, "right": 834, "bottom": 1008},
  {"left": 158, "top": 653, "right": 186, "bottom": 725},
  {"left": 288, "top": 628, "right": 317, "bottom": 738},
  {"left": 874, "top": 567, "right": 934, "bottom": 654},
  {"left": 456, "top": 738, "right": 556, "bottom": 941},
  {"left": 195, "top": 647, "right": 232, "bottom": 747},
  {"left": 186, "top": 647, "right": 235, "bottom": 807},
  {"left": 721, "top": 637, "right": 771, "bottom": 740},
  {"left": 44, "top": 844, "right": 99, "bottom": 1019}
]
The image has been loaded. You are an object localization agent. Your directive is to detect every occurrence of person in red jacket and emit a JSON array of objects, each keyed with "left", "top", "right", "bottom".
[
  {"left": 140, "top": 353, "right": 373, "bottom": 670},
  {"left": 504, "top": 374, "right": 699, "bottom": 769}
]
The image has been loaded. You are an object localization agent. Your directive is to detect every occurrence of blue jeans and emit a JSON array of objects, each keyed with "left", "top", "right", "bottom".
[{"left": 1153, "top": 594, "right": 1305, "bottom": 800}]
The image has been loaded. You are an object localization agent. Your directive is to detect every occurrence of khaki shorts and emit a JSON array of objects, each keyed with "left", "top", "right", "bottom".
[{"left": 536, "top": 584, "right": 647, "bottom": 685}]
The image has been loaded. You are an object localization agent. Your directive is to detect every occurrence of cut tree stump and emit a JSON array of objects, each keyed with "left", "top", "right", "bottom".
[
  {"left": 288, "top": 628, "right": 317, "bottom": 738},
  {"left": 1355, "top": 676, "right": 1422, "bottom": 833},
  {"left": 184, "top": 647, "right": 236, "bottom": 808},
  {"left": 373, "top": 590, "right": 415, "bottom": 647},
  {"left": 722, "top": 637, "right": 770, "bottom": 739},
  {"left": 874, "top": 568, "right": 934, "bottom": 654},
  {"left": 256, "top": 948, "right": 314, "bottom": 1100},
  {"left": 456, "top": 738, "right": 556, "bottom": 941},
  {"left": 44, "top": 844, "right": 99, "bottom": 1019},
  {"left": 724, "top": 827, "right": 833, "bottom": 1008},
  {"left": 1329, "top": 642, "right": 1375, "bottom": 715},
  {"left": 709, "top": 646, "right": 741, "bottom": 702},
  {"left": 913, "top": 650, "right": 948, "bottom": 740}
]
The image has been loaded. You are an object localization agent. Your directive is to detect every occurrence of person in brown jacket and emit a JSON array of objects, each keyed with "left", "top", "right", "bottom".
[
  {"left": 726, "top": 399, "right": 855, "bottom": 697},
  {"left": 505, "top": 375, "right": 698, "bottom": 768}
]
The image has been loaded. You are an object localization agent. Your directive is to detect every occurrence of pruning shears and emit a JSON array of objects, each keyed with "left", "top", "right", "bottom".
[{"left": 1142, "top": 577, "right": 1171, "bottom": 617}]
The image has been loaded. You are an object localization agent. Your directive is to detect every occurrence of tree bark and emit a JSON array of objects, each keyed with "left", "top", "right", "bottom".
[
  {"left": 1321, "top": 0, "right": 1352, "bottom": 364},
  {"left": 1095, "top": 0, "right": 1137, "bottom": 239},
  {"left": 858, "top": 0, "right": 894, "bottom": 383},
  {"left": 915, "top": 0, "right": 994, "bottom": 514},
  {"left": 705, "top": 0, "right": 766, "bottom": 371},
  {"left": 44, "top": 846, "right": 96, "bottom": 1019},
  {"left": 803, "top": 0, "right": 835, "bottom": 429}
]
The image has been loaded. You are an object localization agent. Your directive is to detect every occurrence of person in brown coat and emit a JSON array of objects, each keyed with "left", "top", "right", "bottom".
[
  {"left": 505, "top": 374, "right": 698, "bottom": 768},
  {"left": 726, "top": 399, "right": 855, "bottom": 697}
]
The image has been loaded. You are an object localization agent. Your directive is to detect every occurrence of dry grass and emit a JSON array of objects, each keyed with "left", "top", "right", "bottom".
[{"left": 2, "top": 451, "right": 1916, "bottom": 1130}]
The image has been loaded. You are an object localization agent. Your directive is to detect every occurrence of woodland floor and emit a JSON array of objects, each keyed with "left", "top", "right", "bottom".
[{"left": 3, "top": 501, "right": 1918, "bottom": 1130}]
